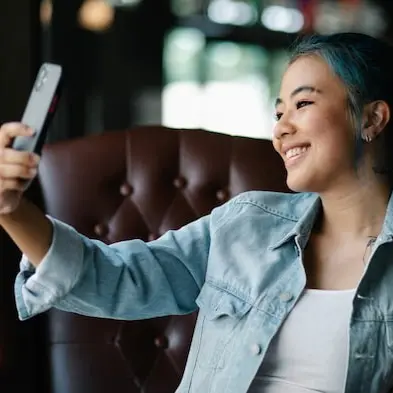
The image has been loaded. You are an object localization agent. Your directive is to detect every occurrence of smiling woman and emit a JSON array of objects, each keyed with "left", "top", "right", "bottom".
[
  {"left": 274, "top": 33, "right": 393, "bottom": 194},
  {"left": 273, "top": 54, "right": 363, "bottom": 192},
  {"left": 278, "top": 33, "right": 393, "bottom": 189},
  {"left": 3, "top": 32, "right": 393, "bottom": 393}
]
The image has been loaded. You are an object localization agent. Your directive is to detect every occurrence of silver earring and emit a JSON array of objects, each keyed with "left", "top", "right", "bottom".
[{"left": 363, "top": 134, "right": 372, "bottom": 143}]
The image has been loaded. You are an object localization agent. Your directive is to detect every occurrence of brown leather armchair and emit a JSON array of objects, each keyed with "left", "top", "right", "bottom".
[{"left": 37, "top": 125, "right": 288, "bottom": 393}]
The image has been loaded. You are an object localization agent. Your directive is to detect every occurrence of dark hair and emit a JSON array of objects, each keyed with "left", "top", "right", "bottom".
[{"left": 288, "top": 32, "right": 393, "bottom": 184}]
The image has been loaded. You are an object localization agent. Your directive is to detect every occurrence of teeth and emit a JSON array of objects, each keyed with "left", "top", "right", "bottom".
[{"left": 286, "top": 146, "right": 308, "bottom": 159}]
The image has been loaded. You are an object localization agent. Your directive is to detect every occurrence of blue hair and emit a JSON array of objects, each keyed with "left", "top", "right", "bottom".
[{"left": 288, "top": 32, "right": 393, "bottom": 183}]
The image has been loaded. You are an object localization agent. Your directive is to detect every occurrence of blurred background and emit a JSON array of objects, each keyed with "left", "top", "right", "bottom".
[{"left": 1, "top": 0, "right": 393, "bottom": 142}]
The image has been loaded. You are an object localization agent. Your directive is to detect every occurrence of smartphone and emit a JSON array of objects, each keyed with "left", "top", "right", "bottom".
[{"left": 12, "top": 62, "right": 63, "bottom": 154}]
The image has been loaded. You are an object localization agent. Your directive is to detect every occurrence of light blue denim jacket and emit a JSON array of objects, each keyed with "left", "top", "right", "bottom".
[{"left": 14, "top": 191, "right": 393, "bottom": 393}]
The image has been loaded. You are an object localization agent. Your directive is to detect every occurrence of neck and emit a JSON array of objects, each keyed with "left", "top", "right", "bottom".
[{"left": 317, "top": 179, "right": 391, "bottom": 239}]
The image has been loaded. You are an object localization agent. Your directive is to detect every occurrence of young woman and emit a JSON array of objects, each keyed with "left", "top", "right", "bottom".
[{"left": 1, "top": 32, "right": 393, "bottom": 393}]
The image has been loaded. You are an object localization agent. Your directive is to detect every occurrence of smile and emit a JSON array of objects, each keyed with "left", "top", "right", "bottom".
[
  {"left": 284, "top": 145, "right": 310, "bottom": 167},
  {"left": 285, "top": 146, "right": 309, "bottom": 159}
]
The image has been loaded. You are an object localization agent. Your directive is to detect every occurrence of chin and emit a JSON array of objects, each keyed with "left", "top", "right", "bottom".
[{"left": 286, "top": 172, "right": 317, "bottom": 193}]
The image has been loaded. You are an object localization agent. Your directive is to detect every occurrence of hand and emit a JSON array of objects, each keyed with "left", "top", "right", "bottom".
[{"left": 0, "top": 122, "right": 40, "bottom": 215}]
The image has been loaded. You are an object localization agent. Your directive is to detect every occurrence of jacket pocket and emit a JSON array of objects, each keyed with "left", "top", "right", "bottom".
[{"left": 195, "top": 282, "right": 252, "bottom": 369}]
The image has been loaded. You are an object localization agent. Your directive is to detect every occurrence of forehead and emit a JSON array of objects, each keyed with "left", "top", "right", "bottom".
[{"left": 279, "top": 55, "right": 346, "bottom": 98}]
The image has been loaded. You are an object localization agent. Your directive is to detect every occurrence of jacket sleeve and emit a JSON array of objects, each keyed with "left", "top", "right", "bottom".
[{"left": 14, "top": 211, "right": 214, "bottom": 321}]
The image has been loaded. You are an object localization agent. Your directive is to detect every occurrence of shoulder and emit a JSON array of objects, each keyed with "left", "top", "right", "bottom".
[
  {"left": 232, "top": 190, "right": 318, "bottom": 220},
  {"left": 211, "top": 190, "right": 318, "bottom": 225}
]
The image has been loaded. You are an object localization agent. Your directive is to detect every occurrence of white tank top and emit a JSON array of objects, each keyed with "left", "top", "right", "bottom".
[{"left": 248, "top": 288, "right": 355, "bottom": 393}]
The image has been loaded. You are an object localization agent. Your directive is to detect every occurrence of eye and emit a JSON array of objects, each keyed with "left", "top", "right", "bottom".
[
  {"left": 274, "top": 112, "right": 283, "bottom": 121},
  {"left": 296, "top": 100, "right": 313, "bottom": 109}
]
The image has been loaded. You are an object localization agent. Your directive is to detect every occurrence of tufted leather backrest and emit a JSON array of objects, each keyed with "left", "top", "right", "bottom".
[{"left": 38, "top": 126, "right": 289, "bottom": 393}]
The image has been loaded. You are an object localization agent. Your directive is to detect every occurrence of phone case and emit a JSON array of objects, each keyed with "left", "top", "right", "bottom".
[{"left": 12, "top": 62, "right": 63, "bottom": 154}]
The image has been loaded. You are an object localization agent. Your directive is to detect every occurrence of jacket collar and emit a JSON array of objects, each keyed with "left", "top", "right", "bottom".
[
  {"left": 378, "top": 189, "right": 393, "bottom": 242},
  {"left": 270, "top": 189, "right": 393, "bottom": 250},
  {"left": 269, "top": 192, "right": 320, "bottom": 250}
]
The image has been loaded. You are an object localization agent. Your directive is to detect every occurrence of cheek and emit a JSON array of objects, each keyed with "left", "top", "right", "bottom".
[
  {"left": 300, "top": 110, "right": 332, "bottom": 128},
  {"left": 296, "top": 104, "right": 350, "bottom": 131},
  {"left": 303, "top": 112, "right": 353, "bottom": 150},
  {"left": 313, "top": 134, "right": 354, "bottom": 169},
  {"left": 272, "top": 138, "right": 280, "bottom": 154}
]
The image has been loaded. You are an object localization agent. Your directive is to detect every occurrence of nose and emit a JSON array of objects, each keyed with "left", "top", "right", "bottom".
[{"left": 273, "top": 116, "right": 296, "bottom": 140}]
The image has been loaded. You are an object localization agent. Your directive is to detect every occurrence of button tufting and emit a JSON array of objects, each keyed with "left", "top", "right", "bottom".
[
  {"left": 173, "top": 176, "right": 187, "bottom": 189},
  {"left": 154, "top": 336, "right": 169, "bottom": 349},
  {"left": 120, "top": 183, "right": 133, "bottom": 197},
  {"left": 94, "top": 223, "right": 108, "bottom": 237},
  {"left": 148, "top": 233, "right": 158, "bottom": 242},
  {"left": 216, "top": 189, "right": 229, "bottom": 202}
]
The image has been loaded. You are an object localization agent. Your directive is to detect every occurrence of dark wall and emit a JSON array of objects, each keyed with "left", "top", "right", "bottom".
[{"left": 0, "top": 2, "right": 50, "bottom": 392}]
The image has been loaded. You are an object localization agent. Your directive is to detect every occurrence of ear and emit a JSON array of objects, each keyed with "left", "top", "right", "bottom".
[{"left": 362, "top": 100, "right": 390, "bottom": 140}]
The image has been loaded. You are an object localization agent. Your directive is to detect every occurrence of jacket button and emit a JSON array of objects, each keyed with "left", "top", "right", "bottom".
[
  {"left": 250, "top": 343, "right": 262, "bottom": 356},
  {"left": 279, "top": 292, "right": 293, "bottom": 302}
]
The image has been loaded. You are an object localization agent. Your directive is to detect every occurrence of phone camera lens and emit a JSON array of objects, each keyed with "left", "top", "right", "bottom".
[
  {"left": 34, "top": 66, "right": 48, "bottom": 91},
  {"left": 34, "top": 81, "right": 42, "bottom": 91}
]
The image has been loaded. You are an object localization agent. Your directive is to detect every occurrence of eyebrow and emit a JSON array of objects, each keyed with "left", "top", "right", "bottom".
[{"left": 275, "top": 85, "right": 321, "bottom": 107}]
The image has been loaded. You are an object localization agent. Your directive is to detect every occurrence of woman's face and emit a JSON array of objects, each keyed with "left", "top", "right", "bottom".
[{"left": 272, "top": 55, "right": 358, "bottom": 193}]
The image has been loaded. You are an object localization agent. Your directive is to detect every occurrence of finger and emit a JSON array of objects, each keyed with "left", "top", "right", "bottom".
[
  {"left": 0, "top": 163, "right": 37, "bottom": 180},
  {"left": 0, "top": 148, "right": 40, "bottom": 167},
  {"left": 0, "top": 122, "right": 34, "bottom": 147},
  {"left": 0, "top": 178, "right": 26, "bottom": 192}
]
